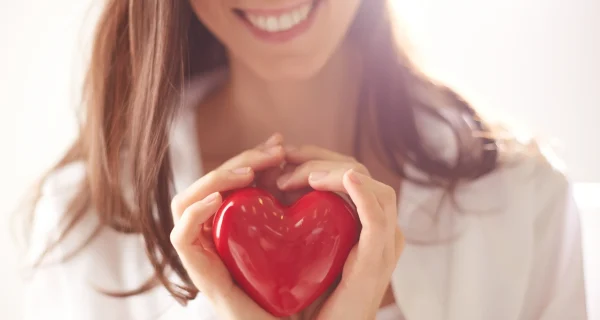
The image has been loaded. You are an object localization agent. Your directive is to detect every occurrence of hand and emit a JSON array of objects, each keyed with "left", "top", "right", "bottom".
[
  {"left": 170, "top": 134, "right": 285, "bottom": 320},
  {"left": 277, "top": 145, "right": 405, "bottom": 320}
]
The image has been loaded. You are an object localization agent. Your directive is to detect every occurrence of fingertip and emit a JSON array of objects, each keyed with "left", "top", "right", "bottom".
[
  {"left": 306, "top": 177, "right": 320, "bottom": 190},
  {"left": 264, "top": 144, "right": 285, "bottom": 157},
  {"left": 214, "top": 194, "right": 224, "bottom": 208},
  {"left": 265, "top": 133, "right": 284, "bottom": 147},
  {"left": 231, "top": 167, "right": 252, "bottom": 175},
  {"left": 273, "top": 132, "right": 284, "bottom": 142},
  {"left": 230, "top": 167, "right": 256, "bottom": 183},
  {"left": 266, "top": 147, "right": 286, "bottom": 168},
  {"left": 276, "top": 172, "right": 292, "bottom": 190},
  {"left": 307, "top": 171, "right": 328, "bottom": 190},
  {"left": 308, "top": 171, "right": 328, "bottom": 181},
  {"left": 343, "top": 169, "right": 361, "bottom": 188},
  {"left": 342, "top": 169, "right": 371, "bottom": 208},
  {"left": 307, "top": 179, "right": 329, "bottom": 192},
  {"left": 200, "top": 191, "right": 220, "bottom": 204}
]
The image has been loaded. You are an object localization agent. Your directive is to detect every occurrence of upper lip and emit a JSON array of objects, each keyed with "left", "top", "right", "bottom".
[{"left": 235, "top": 0, "right": 313, "bottom": 16}]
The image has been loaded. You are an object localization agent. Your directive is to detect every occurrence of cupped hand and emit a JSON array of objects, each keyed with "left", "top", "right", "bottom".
[
  {"left": 170, "top": 134, "right": 286, "bottom": 320},
  {"left": 278, "top": 145, "right": 405, "bottom": 320}
]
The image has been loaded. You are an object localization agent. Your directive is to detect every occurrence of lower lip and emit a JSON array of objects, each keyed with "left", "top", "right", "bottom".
[{"left": 236, "top": 0, "right": 322, "bottom": 43}]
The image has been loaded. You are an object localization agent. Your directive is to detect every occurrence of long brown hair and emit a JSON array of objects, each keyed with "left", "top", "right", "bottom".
[{"left": 27, "top": 0, "right": 497, "bottom": 304}]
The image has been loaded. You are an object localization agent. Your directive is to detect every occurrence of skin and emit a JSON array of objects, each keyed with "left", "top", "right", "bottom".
[{"left": 170, "top": 0, "right": 405, "bottom": 319}]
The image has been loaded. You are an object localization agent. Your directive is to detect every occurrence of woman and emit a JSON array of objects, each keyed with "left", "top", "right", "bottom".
[{"left": 23, "top": 0, "right": 588, "bottom": 319}]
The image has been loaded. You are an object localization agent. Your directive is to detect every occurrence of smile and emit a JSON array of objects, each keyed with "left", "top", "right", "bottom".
[{"left": 234, "top": 0, "right": 322, "bottom": 42}]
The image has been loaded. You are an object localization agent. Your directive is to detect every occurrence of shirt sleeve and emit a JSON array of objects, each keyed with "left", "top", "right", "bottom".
[
  {"left": 21, "top": 163, "right": 124, "bottom": 320},
  {"left": 19, "top": 163, "right": 221, "bottom": 320},
  {"left": 531, "top": 174, "right": 588, "bottom": 319},
  {"left": 22, "top": 188, "right": 77, "bottom": 319}
]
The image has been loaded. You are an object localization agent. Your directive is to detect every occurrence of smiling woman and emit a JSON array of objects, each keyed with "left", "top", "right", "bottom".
[{"left": 20, "top": 0, "right": 587, "bottom": 319}]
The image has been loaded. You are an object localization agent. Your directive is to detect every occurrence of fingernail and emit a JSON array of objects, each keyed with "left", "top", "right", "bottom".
[
  {"left": 265, "top": 145, "right": 282, "bottom": 155},
  {"left": 347, "top": 169, "right": 363, "bottom": 185},
  {"left": 284, "top": 145, "right": 297, "bottom": 152},
  {"left": 309, "top": 171, "right": 328, "bottom": 181},
  {"left": 265, "top": 134, "right": 281, "bottom": 147},
  {"left": 231, "top": 167, "right": 251, "bottom": 175},
  {"left": 201, "top": 192, "right": 219, "bottom": 204},
  {"left": 277, "top": 173, "right": 292, "bottom": 188}
]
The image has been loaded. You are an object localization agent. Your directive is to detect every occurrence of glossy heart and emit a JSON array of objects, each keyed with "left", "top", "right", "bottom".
[{"left": 212, "top": 187, "right": 360, "bottom": 317}]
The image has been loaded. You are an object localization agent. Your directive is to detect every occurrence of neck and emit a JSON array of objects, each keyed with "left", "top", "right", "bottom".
[{"left": 226, "top": 40, "right": 362, "bottom": 154}]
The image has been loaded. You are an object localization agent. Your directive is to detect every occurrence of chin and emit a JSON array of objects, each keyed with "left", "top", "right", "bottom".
[
  {"left": 264, "top": 66, "right": 322, "bottom": 81},
  {"left": 252, "top": 54, "right": 333, "bottom": 82}
]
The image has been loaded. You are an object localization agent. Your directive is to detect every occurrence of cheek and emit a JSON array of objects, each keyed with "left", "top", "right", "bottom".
[
  {"left": 188, "top": 1, "right": 239, "bottom": 45},
  {"left": 324, "top": 0, "right": 362, "bottom": 39}
]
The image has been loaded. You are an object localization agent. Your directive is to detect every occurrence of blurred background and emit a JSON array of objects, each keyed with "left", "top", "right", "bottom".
[{"left": 1, "top": 0, "right": 598, "bottom": 319}]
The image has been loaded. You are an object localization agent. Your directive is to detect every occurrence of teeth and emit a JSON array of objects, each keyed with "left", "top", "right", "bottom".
[
  {"left": 266, "top": 16, "right": 278, "bottom": 32},
  {"left": 245, "top": 3, "right": 313, "bottom": 33},
  {"left": 279, "top": 14, "right": 293, "bottom": 30},
  {"left": 292, "top": 10, "right": 303, "bottom": 24}
]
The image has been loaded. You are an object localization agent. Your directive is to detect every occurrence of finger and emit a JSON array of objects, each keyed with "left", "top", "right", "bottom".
[
  {"left": 342, "top": 170, "right": 389, "bottom": 237},
  {"left": 171, "top": 167, "right": 254, "bottom": 220},
  {"left": 394, "top": 225, "right": 405, "bottom": 259},
  {"left": 172, "top": 139, "right": 285, "bottom": 219},
  {"left": 170, "top": 193, "right": 235, "bottom": 299},
  {"left": 255, "top": 132, "right": 284, "bottom": 150},
  {"left": 304, "top": 167, "right": 387, "bottom": 235},
  {"left": 221, "top": 132, "right": 284, "bottom": 175},
  {"left": 170, "top": 192, "right": 222, "bottom": 252},
  {"left": 277, "top": 160, "right": 369, "bottom": 190},
  {"left": 284, "top": 144, "right": 353, "bottom": 164},
  {"left": 341, "top": 171, "right": 401, "bottom": 268},
  {"left": 218, "top": 145, "right": 284, "bottom": 171},
  {"left": 310, "top": 169, "right": 397, "bottom": 212},
  {"left": 379, "top": 225, "right": 405, "bottom": 273}
]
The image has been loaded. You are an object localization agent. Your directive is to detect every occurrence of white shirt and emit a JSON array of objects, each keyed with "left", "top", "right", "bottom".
[{"left": 23, "top": 70, "right": 588, "bottom": 320}]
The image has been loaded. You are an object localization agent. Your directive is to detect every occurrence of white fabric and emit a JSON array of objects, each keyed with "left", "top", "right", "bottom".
[
  {"left": 22, "top": 70, "right": 588, "bottom": 320},
  {"left": 377, "top": 304, "right": 405, "bottom": 320}
]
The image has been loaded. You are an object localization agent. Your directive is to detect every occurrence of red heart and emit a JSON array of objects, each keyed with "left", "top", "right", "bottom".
[{"left": 212, "top": 187, "right": 361, "bottom": 317}]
